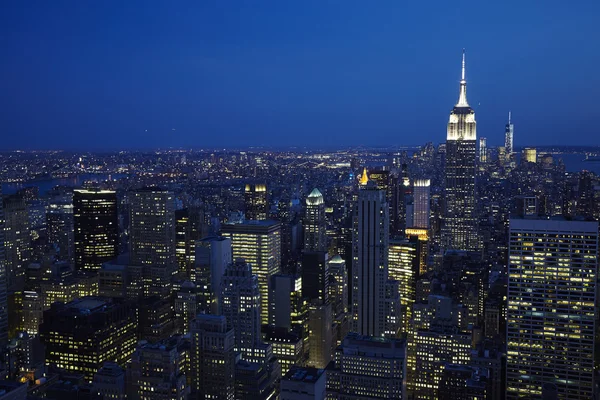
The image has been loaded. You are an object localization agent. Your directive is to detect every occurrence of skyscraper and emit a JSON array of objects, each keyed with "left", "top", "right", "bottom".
[
  {"left": 352, "top": 170, "right": 389, "bottom": 337},
  {"left": 304, "top": 188, "right": 326, "bottom": 252},
  {"left": 478, "top": 136, "right": 487, "bottom": 164},
  {"left": 505, "top": 111, "right": 514, "bottom": 156},
  {"left": 129, "top": 188, "right": 176, "bottom": 269},
  {"left": 219, "top": 260, "right": 262, "bottom": 361},
  {"left": 443, "top": 50, "right": 479, "bottom": 251},
  {"left": 388, "top": 239, "right": 418, "bottom": 334},
  {"left": 221, "top": 220, "right": 281, "bottom": 325},
  {"left": 47, "top": 192, "right": 74, "bottom": 263},
  {"left": 191, "top": 314, "right": 236, "bottom": 400},
  {"left": 506, "top": 217, "right": 598, "bottom": 399},
  {"left": 194, "top": 236, "right": 232, "bottom": 314},
  {"left": 411, "top": 179, "right": 430, "bottom": 229},
  {"left": 244, "top": 183, "right": 268, "bottom": 220},
  {"left": 73, "top": 189, "right": 118, "bottom": 271}
]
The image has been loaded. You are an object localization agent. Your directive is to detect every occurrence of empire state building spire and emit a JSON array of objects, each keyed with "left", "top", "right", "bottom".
[{"left": 456, "top": 49, "right": 469, "bottom": 107}]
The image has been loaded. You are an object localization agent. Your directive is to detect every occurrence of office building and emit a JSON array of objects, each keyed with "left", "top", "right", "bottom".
[
  {"left": 3, "top": 194, "right": 30, "bottom": 291},
  {"left": 443, "top": 50, "right": 479, "bottom": 251},
  {"left": 269, "top": 274, "right": 304, "bottom": 331},
  {"left": 219, "top": 260, "right": 263, "bottom": 361},
  {"left": 506, "top": 217, "right": 598, "bottom": 399},
  {"left": 191, "top": 314, "right": 236, "bottom": 400},
  {"left": 352, "top": 171, "right": 389, "bottom": 337},
  {"left": 245, "top": 183, "right": 268, "bottom": 220},
  {"left": 47, "top": 193, "right": 74, "bottom": 263},
  {"left": 264, "top": 327, "right": 304, "bottom": 376},
  {"left": 39, "top": 297, "right": 137, "bottom": 382},
  {"left": 522, "top": 147, "right": 537, "bottom": 164},
  {"left": 301, "top": 251, "right": 329, "bottom": 304},
  {"left": 438, "top": 364, "right": 488, "bottom": 400},
  {"left": 412, "top": 179, "right": 430, "bottom": 229},
  {"left": 221, "top": 220, "right": 281, "bottom": 325},
  {"left": 388, "top": 239, "right": 418, "bottom": 334},
  {"left": 194, "top": 236, "right": 232, "bottom": 313},
  {"left": 74, "top": 189, "right": 118, "bottom": 271},
  {"left": 326, "top": 333, "right": 406, "bottom": 399},
  {"left": 127, "top": 335, "right": 189, "bottom": 400},
  {"left": 304, "top": 188, "right": 326, "bottom": 252},
  {"left": 327, "top": 255, "right": 348, "bottom": 318},
  {"left": 281, "top": 366, "right": 326, "bottom": 400},
  {"left": 505, "top": 111, "right": 514, "bottom": 156},
  {"left": 92, "top": 362, "right": 126, "bottom": 400},
  {"left": 307, "top": 302, "right": 332, "bottom": 369}
]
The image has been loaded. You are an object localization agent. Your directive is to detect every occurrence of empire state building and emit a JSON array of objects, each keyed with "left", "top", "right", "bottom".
[{"left": 443, "top": 50, "right": 479, "bottom": 251}]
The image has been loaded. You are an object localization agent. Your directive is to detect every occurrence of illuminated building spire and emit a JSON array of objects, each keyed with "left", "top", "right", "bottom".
[
  {"left": 359, "top": 167, "right": 369, "bottom": 185},
  {"left": 456, "top": 49, "right": 469, "bottom": 107}
]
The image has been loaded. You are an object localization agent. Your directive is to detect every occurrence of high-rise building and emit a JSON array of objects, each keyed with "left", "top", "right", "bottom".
[
  {"left": 129, "top": 188, "right": 176, "bottom": 268},
  {"left": 301, "top": 251, "right": 329, "bottom": 304},
  {"left": 325, "top": 333, "right": 406, "bottom": 399},
  {"left": 191, "top": 314, "right": 236, "bottom": 400},
  {"left": 221, "top": 220, "right": 281, "bottom": 325},
  {"left": 0, "top": 186, "right": 8, "bottom": 349},
  {"left": 443, "top": 50, "right": 479, "bottom": 251},
  {"left": 388, "top": 239, "right": 418, "bottom": 334},
  {"left": 39, "top": 297, "right": 137, "bottom": 382},
  {"left": 522, "top": 147, "right": 537, "bottom": 164},
  {"left": 505, "top": 111, "right": 514, "bottom": 156},
  {"left": 244, "top": 183, "right": 268, "bottom": 220},
  {"left": 3, "top": 194, "right": 30, "bottom": 291},
  {"left": 74, "top": 189, "right": 118, "bottom": 271},
  {"left": 219, "top": 260, "right": 262, "bottom": 361},
  {"left": 194, "top": 236, "right": 232, "bottom": 313},
  {"left": 506, "top": 217, "right": 598, "bottom": 399},
  {"left": 269, "top": 274, "right": 305, "bottom": 331},
  {"left": 478, "top": 137, "right": 487, "bottom": 164},
  {"left": 304, "top": 188, "right": 326, "bottom": 252},
  {"left": 327, "top": 255, "right": 348, "bottom": 318},
  {"left": 129, "top": 188, "right": 176, "bottom": 298},
  {"left": 47, "top": 193, "right": 74, "bottom": 263},
  {"left": 127, "top": 335, "right": 189, "bottom": 400},
  {"left": 190, "top": 315, "right": 235, "bottom": 400},
  {"left": 352, "top": 171, "right": 389, "bottom": 337},
  {"left": 412, "top": 179, "right": 430, "bottom": 229},
  {"left": 307, "top": 302, "right": 332, "bottom": 369}
]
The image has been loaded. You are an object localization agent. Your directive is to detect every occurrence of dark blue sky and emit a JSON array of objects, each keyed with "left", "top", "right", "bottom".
[{"left": 1, "top": 1, "right": 599, "bottom": 150}]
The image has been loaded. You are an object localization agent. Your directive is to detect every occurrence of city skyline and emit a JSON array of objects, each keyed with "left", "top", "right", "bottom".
[{"left": 1, "top": 1, "right": 599, "bottom": 150}]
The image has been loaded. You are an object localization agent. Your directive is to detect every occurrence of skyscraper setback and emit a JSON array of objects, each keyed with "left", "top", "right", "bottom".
[{"left": 443, "top": 50, "right": 479, "bottom": 251}]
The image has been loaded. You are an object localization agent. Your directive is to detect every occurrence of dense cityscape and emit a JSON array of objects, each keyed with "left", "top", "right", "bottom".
[{"left": 0, "top": 48, "right": 598, "bottom": 400}]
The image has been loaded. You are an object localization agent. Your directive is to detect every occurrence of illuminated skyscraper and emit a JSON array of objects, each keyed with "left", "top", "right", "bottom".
[
  {"left": 478, "top": 137, "right": 487, "bottom": 163},
  {"left": 443, "top": 50, "right": 479, "bottom": 251},
  {"left": 194, "top": 236, "right": 232, "bottom": 314},
  {"left": 47, "top": 192, "right": 74, "bottom": 263},
  {"left": 506, "top": 218, "right": 598, "bottom": 399},
  {"left": 191, "top": 314, "right": 236, "bottom": 400},
  {"left": 39, "top": 297, "right": 137, "bottom": 382},
  {"left": 221, "top": 220, "right": 281, "bottom": 325},
  {"left": 412, "top": 179, "right": 430, "bottom": 229},
  {"left": 129, "top": 188, "right": 176, "bottom": 269},
  {"left": 522, "top": 147, "right": 537, "bottom": 164},
  {"left": 219, "top": 260, "right": 262, "bottom": 361},
  {"left": 352, "top": 170, "right": 389, "bottom": 337},
  {"left": 505, "top": 111, "right": 514, "bottom": 155},
  {"left": 388, "top": 239, "right": 418, "bottom": 334},
  {"left": 74, "top": 189, "right": 118, "bottom": 271},
  {"left": 304, "top": 188, "right": 326, "bottom": 252},
  {"left": 244, "top": 183, "right": 268, "bottom": 220}
]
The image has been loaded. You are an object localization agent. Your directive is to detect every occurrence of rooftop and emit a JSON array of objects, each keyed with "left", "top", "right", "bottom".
[{"left": 283, "top": 366, "right": 324, "bottom": 383}]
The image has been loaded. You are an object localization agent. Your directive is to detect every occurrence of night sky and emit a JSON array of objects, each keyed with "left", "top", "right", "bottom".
[{"left": 1, "top": 1, "right": 599, "bottom": 150}]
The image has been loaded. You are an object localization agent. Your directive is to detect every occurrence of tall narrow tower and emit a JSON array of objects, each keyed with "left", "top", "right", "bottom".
[
  {"left": 505, "top": 111, "right": 514, "bottom": 156},
  {"left": 304, "top": 188, "right": 326, "bottom": 252},
  {"left": 352, "top": 170, "right": 390, "bottom": 337},
  {"left": 443, "top": 50, "right": 479, "bottom": 251}
]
